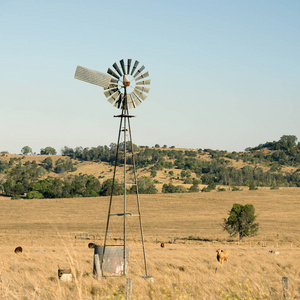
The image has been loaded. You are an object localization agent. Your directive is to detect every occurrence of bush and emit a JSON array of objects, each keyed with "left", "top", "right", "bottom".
[
  {"left": 162, "top": 183, "right": 187, "bottom": 193},
  {"left": 27, "top": 191, "right": 44, "bottom": 199},
  {"left": 232, "top": 186, "right": 241, "bottom": 191},
  {"left": 249, "top": 182, "right": 258, "bottom": 190},
  {"left": 189, "top": 183, "right": 199, "bottom": 193},
  {"left": 90, "top": 190, "right": 99, "bottom": 197},
  {"left": 150, "top": 170, "right": 157, "bottom": 177}
]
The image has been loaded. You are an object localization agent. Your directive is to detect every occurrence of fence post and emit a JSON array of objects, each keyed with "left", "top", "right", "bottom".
[
  {"left": 126, "top": 278, "right": 132, "bottom": 300},
  {"left": 282, "top": 277, "right": 289, "bottom": 299}
]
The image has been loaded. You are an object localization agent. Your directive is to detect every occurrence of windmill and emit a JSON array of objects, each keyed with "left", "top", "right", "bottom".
[{"left": 74, "top": 59, "right": 150, "bottom": 277}]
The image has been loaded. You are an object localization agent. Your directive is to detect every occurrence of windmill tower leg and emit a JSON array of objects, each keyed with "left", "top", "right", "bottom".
[{"left": 101, "top": 103, "right": 148, "bottom": 277}]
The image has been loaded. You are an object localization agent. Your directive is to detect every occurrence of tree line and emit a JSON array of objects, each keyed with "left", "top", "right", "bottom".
[
  {"left": 1, "top": 135, "right": 299, "bottom": 198},
  {"left": 0, "top": 159, "right": 160, "bottom": 199}
]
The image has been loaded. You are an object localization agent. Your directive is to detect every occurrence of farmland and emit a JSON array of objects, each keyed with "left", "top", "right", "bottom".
[{"left": 0, "top": 188, "right": 299, "bottom": 299}]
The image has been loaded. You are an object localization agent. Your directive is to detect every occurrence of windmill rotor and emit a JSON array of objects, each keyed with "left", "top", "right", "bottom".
[{"left": 74, "top": 59, "right": 150, "bottom": 110}]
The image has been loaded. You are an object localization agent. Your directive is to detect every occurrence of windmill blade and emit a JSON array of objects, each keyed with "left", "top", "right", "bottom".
[
  {"left": 136, "top": 79, "right": 151, "bottom": 85},
  {"left": 135, "top": 85, "right": 150, "bottom": 93},
  {"left": 107, "top": 68, "right": 120, "bottom": 80},
  {"left": 104, "top": 83, "right": 118, "bottom": 90},
  {"left": 133, "top": 65, "right": 145, "bottom": 78},
  {"left": 104, "top": 87, "right": 119, "bottom": 98},
  {"left": 107, "top": 91, "right": 121, "bottom": 104},
  {"left": 120, "top": 59, "right": 126, "bottom": 75},
  {"left": 111, "top": 78, "right": 118, "bottom": 84},
  {"left": 135, "top": 71, "right": 149, "bottom": 82},
  {"left": 134, "top": 89, "right": 148, "bottom": 101},
  {"left": 127, "top": 59, "right": 132, "bottom": 75},
  {"left": 130, "top": 92, "right": 142, "bottom": 106},
  {"left": 130, "top": 60, "right": 139, "bottom": 75},
  {"left": 126, "top": 94, "right": 135, "bottom": 109},
  {"left": 74, "top": 66, "right": 112, "bottom": 88},
  {"left": 113, "top": 62, "right": 123, "bottom": 77}
]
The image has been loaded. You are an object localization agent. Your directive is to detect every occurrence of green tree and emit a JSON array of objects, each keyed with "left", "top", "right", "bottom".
[
  {"left": 21, "top": 146, "right": 32, "bottom": 155},
  {"left": 150, "top": 170, "right": 157, "bottom": 178},
  {"left": 42, "top": 157, "right": 53, "bottom": 171},
  {"left": 130, "top": 176, "right": 158, "bottom": 194},
  {"left": 100, "top": 179, "right": 124, "bottom": 196},
  {"left": 162, "top": 183, "right": 187, "bottom": 193},
  {"left": 40, "top": 147, "right": 57, "bottom": 155},
  {"left": 248, "top": 181, "right": 258, "bottom": 190},
  {"left": 189, "top": 183, "right": 199, "bottom": 193},
  {"left": 223, "top": 203, "right": 259, "bottom": 241}
]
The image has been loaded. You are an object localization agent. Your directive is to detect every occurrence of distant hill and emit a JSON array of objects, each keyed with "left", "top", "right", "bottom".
[{"left": 1, "top": 135, "right": 299, "bottom": 199}]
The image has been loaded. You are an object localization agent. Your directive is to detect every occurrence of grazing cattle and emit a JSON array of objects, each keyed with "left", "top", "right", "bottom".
[
  {"left": 88, "top": 242, "right": 95, "bottom": 249},
  {"left": 14, "top": 246, "right": 23, "bottom": 254},
  {"left": 269, "top": 250, "right": 280, "bottom": 255},
  {"left": 58, "top": 268, "right": 72, "bottom": 282},
  {"left": 161, "top": 242, "right": 165, "bottom": 248},
  {"left": 216, "top": 249, "right": 228, "bottom": 263}
]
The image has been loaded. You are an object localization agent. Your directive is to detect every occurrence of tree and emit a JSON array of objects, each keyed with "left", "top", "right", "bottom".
[
  {"left": 40, "top": 147, "right": 57, "bottom": 155},
  {"left": 21, "top": 146, "right": 32, "bottom": 155},
  {"left": 150, "top": 170, "right": 157, "bottom": 178},
  {"left": 130, "top": 176, "right": 158, "bottom": 194},
  {"left": 223, "top": 203, "right": 259, "bottom": 241},
  {"left": 189, "top": 182, "right": 199, "bottom": 193},
  {"left": 162, "top": 183, "right": 187, "bottom": 193},
  {"left": 42, "top": 157, "right": 53, "bottom": 171},
  {"left": 100, "top": 179, "right": 124, "bottom": 196},
  {"left": 279, "top": 135, "right": 297, "bottom": 149}
]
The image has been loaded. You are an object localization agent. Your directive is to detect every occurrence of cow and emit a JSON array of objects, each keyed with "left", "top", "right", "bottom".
[
  {"left": 88, "top": 242, "right": 95, "bottom": 249},
  {"left": 216, "top": 249, "right": 228, "bottom": 263},
  {"left": 14, "top": 246, "right": 23, "bottom": 254},
  {"left": 58, "top": 268, "right": 72, "bottom": 282}
]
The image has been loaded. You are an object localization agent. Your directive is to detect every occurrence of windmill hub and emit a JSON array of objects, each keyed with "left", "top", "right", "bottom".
[{"left": 123, "top": 75, "right": 130, "bottom": 87}]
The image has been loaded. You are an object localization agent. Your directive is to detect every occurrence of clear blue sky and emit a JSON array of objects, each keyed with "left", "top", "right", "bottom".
[{"left": 1, "top": 0, "right": 299, "bottom": 154}]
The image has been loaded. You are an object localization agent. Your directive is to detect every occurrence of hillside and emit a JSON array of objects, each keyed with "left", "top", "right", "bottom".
[{"left": 1, "top": 135, "right": 300, "bottom": 199}]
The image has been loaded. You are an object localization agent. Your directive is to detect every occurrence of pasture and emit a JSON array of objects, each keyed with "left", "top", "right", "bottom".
[{"left": 0, "top": 188, "right": 299, "bottom": 299}]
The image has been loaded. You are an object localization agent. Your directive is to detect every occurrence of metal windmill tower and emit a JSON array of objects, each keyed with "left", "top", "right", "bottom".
[{"left": 74, "top": 59, "right": 150, "bottom": 277}]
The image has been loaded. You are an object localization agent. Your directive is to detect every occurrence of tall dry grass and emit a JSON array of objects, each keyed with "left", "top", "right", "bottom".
[{"left": 0, "top": 188, "right": 299, "bottom": 299}]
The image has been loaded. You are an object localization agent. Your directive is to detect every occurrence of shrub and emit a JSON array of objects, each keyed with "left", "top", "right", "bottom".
[{"left": 27, "top": 191, "right": 44, "bottom": 199}]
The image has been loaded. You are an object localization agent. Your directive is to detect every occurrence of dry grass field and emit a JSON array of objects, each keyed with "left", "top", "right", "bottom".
[{"left": 0, "top": 188, "right": 300, "bottom": 299}]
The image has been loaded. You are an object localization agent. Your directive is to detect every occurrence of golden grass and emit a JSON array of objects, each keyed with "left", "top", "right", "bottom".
[{"left": 0, "top": 188, "right": 299, "bottom": 299}]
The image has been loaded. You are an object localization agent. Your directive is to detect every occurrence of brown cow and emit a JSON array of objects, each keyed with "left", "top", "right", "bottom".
[
  {"left": 216, "top": 249, "right": 228, "bottom": 263},
  {"left": 58, "top": 268, "right": 72, "bottom": 282}
]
